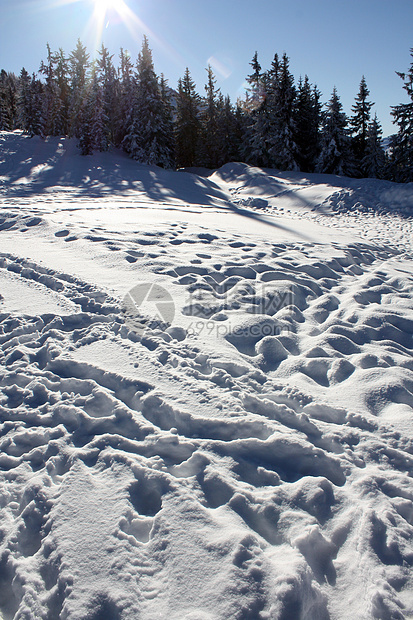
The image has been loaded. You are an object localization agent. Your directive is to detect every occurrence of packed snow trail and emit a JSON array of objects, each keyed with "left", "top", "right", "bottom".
[{"left": 0, "top": 132, "right": 412, "bottom": 619}]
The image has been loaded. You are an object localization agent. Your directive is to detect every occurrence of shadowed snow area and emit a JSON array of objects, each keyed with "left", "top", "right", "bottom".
[{"left": 0, "top": 131, "right": 413, "bottom": 619}]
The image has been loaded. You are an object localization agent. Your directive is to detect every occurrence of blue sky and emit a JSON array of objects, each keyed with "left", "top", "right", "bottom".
[{"left": 1, "top": 0, "right": 412, "bottom": 137}]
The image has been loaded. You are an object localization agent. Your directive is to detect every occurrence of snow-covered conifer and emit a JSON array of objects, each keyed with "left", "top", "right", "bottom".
[
  {"left": 123, "top": 36, "right": 172, "bottom": 166},
  {"left": 351, "top": 76, "right": 374, "bottom": 176},
  {"left": 97, "top": 44, "right": 117, "bottom": 146},
  {"left": 78, "top": 64, "right": 109, "bottom": 155},
  {"left": 199, "top": 66, "right": 221, "bottom": 168},
  {"left": 317, "top": 87, "right": 351, "bottom": 175},
  {"left": 242, "top": 51, "right": 269, "bottom": 166},
  {"left": 175, "top": 68, "right": 200, "bottom": 168},
  {"left": 68, "top": 39, "right": 90, "bottom": 138},
  {"left": 362, "top": 113, "right": 385, "bottom": 179},
  {"left": 0, "top": 70, "right": 18, "bottom": 130},
  {"left": 215, "top": 94, "right": 243, "bottom": 166},
  {"left": 157, "top": 74, "right": 175, "bottom": 168},
  {"left": 116, "top": 48, "right": 135, "bottom": 148},
  {"left": 390, "top": 48, "right": 413, "bottom": 182},
  {"left": 39, "top": 44, "right": 63, "bottom": 138},
  {"left": 294, "top": 76, "right": 322, "bottom": 172},
  {"left": 54, "top": 48, "right": 70, "bottom": 135},
  {"left": 269, "top": 53, "right": 298, "bottom": 171},
  {"left": 17, "top": 68, "right": 31, "bottom": 132}
]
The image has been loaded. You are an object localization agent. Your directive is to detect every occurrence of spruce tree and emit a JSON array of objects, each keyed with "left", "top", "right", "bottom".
[
  {"left": 294, "top": 76, "right": 321, "bottom": 172},
  {"left": 68, "top": 39, "right": 90, "bottom": 138},
  {"left": 54, "top": 48, "right": 70, "bottom": 135},
  {"left": 0, "top": 70, "right": 18, "bottom": 130},
  {"left": 97, "top": 44, "right": 117, "bottom": 145},
  {"left": 17, "top": 68, "right": 32, "bottom": 132},
  {"left": 351, "top": 76, "right": 374, "bottom": 176},
  {"left": 317, "top": 87, "right": 351, "bottom": 175},
  {"left": 0, "top": 71, "right": 8, "bottom": 129},
  {"left": 158, "top": 74, "right": 175, "bottom": 168},
  {"left": 26, "top": 73, "right": 43, "bottom": 136},
  {"left": 116, "top": 48, "right": 135, "bottom": 147},
  {"left": 362, "top": 113, "right": 385, "bottom": 179},
  {"left": 270, "top": 53, "right": 298, "bottom": 171},
  {"left": 78, "top": 63, "right": 109, "bottom": 155},
  {"left": 200, "top": 65, "right": 221, "bottom": 168},
  {"left": 390, "top": 48, "right": 413, "bottom": 182},
  {"left": 215, "top": 94, "right": 242, "bottom": 166},
  {"left": 123, "top": 36, "right": 172, "bottom": 166},
  {"left": 175, "top": 67, "right": 200, "bottom": 168},
  {"left": 264, "top": 53, "right": 281, "bottom": 167},
  {"left": 244, "top": 51, "right": 265, "bottom": 113},
  {"left": 242, "top": 51, "right": 269, "bottom": 166},
  {"left": 39, "top": 44, "right": 62, "bottom": 137}
]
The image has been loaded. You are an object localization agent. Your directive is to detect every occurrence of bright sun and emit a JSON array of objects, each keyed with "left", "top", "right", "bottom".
[
  {"left": 92, "top": 0, "right": 132, "bottom": 20},
  {"left": 86, "top": 0, "right": 147, "bottom": 52},
  {"left": 91, "top": 0, "right": 130, "bottom": 30},
  {"left": 93, "top": 0, "right": 117, "bottom": 13}
]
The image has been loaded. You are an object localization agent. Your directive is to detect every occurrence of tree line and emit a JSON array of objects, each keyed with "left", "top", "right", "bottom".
[{"left": 0, "top": 38, "right": 412, "bottom": 182}]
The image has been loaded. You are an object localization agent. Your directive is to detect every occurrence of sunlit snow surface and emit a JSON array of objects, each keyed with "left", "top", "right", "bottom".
[{"left": 0, "top": 131, "right": 413, "bottom": 619}]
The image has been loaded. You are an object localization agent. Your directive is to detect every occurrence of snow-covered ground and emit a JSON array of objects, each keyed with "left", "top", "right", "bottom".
[{"left": 0, "top": 131, "right": 413, "bottom": 619}]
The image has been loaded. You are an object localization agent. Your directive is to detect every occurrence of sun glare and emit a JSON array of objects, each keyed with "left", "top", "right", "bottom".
[
  {"left": 93, "top": 0, "right": 126, "bottom": 19},
  {"left": 93, "top": 0, "right": 116, "bottom": 12},
  {"left": 89, "top": 0, "right": 132, "bottom": 49}
]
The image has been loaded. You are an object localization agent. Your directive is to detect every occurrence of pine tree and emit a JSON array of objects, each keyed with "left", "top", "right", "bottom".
[
  {"left": 390, "top": 48, "right": 413, "bottom": 182},
  {"left": 175, "top": 67, "right": 200, "bottom": 168},
  {"left": 317, "top": 87, "right": 351, "bottom": 175},
  {"left": 362, "top": 113, "right": 385, "bottom": 179},
  {"left": 351, "top": 76, "right": 374, "bottom": 176}
]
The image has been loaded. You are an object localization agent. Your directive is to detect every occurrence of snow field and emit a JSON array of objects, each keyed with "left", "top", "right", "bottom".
[{"left": 0, "top": 132, "right": 412, "bottom": 619}]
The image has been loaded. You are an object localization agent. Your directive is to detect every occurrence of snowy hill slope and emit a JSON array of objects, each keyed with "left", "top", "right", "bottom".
[{"left": 0, "top": 131, "right": 413, "bottom": 619}]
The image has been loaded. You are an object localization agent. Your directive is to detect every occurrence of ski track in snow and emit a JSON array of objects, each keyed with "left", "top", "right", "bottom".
[{"left": 0, "top": 133, "right": 413, "bottom": 619}]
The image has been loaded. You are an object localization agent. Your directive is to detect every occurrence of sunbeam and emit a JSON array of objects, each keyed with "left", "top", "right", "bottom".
[
  {"left": 23, "top": 0, "right": 187, "bottom": 78},
  {"left": 88, "top": 0, "right": 132, "bottom": 49}
]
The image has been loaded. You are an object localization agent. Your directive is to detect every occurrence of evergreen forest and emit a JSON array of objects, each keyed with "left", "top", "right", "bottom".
[{"left": 1, "top": 37, "right": 412, "bottom": 182}]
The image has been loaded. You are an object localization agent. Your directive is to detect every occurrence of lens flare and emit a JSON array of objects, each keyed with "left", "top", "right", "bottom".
[
  {"left": 94, "top": 0, "right": 114, "bottom": 9},
  {"left": 208, "top": 55, "right": 232, "bottom": 80},
  {"left": 33, "top": 0, "right": 187, "bottom": 77},
  {"left": 92, "top": 0, "right": 126, "bottom": 20},
  {"left": 90, "top": 0, "right": 130, "bottom": 45}
]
